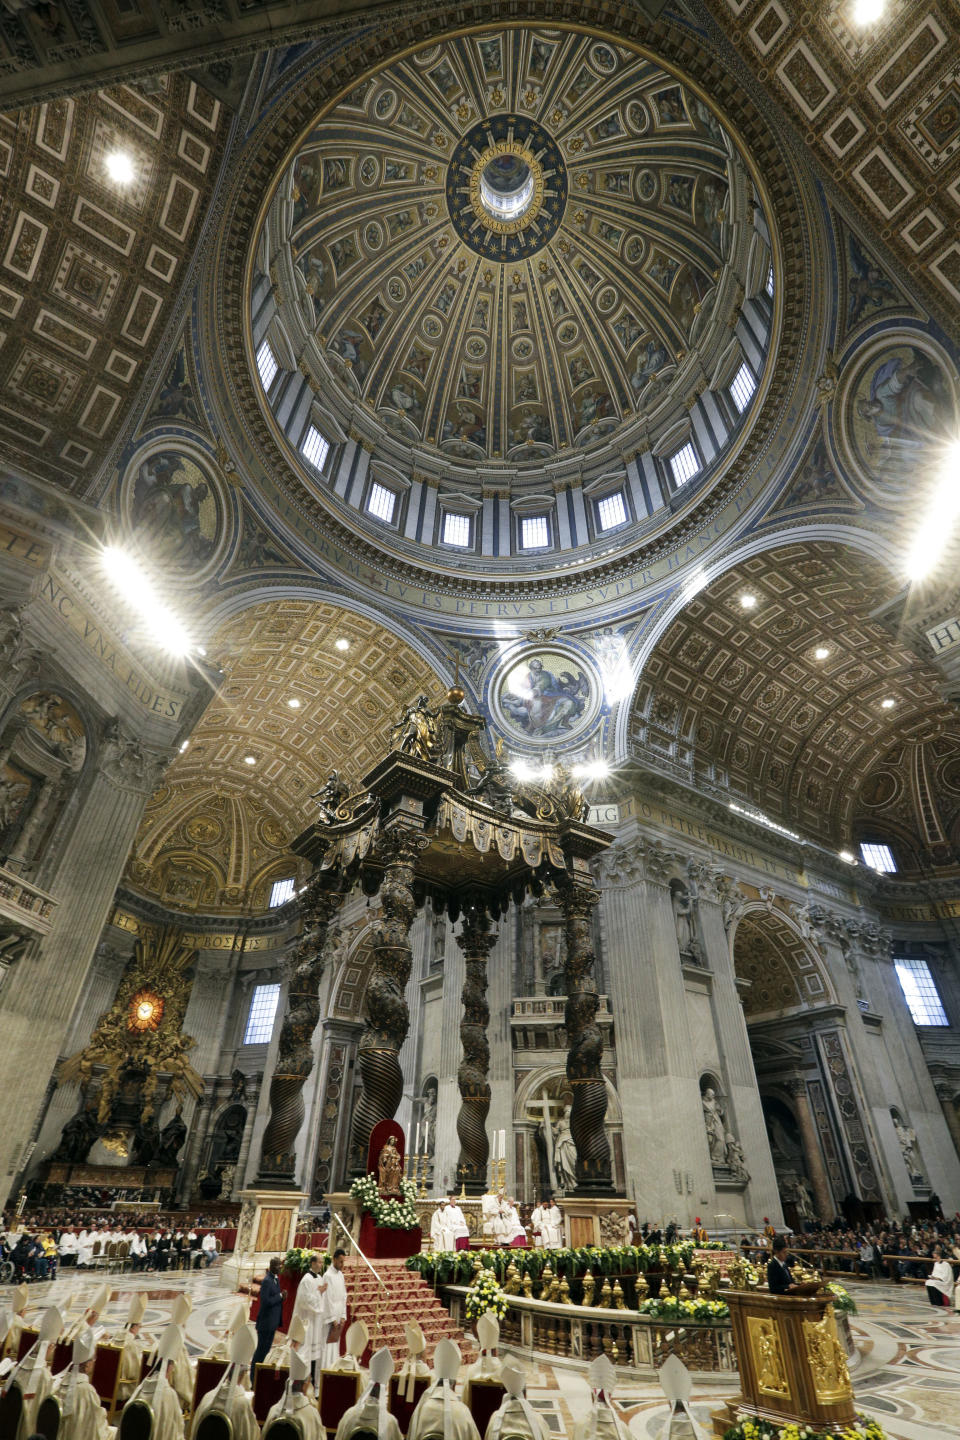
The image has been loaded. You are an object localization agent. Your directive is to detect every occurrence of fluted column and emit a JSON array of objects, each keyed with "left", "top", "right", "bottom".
[
  {"left": 456, "top": 905, "right": 496, "bottom": 1194},
  {"left": 935, "top": 1084, "right": 960, "bottom": 1161},
  {"left": 258, "top": 878, "right": 343, "bottom": 1184},
  {"left": 557, "top": 873, "right": 612, "bottom": 1194},
  {"left": 785, "top": 1077, "right": 833, "bottom": 1221},
  {"left": 350, "top": 827, "right": 420, "bottom": 1165}
]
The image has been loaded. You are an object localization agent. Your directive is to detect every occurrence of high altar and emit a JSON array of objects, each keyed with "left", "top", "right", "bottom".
[{"left": 253, "top": 681, "right": 623, "bottom": 1228}]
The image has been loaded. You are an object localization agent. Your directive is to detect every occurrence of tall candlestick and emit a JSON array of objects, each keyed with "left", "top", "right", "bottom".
[
  {"left": 499, "top": 1128, "right": 506, "bottom": 1162},
  {"left": 414, "top": 1122, "right": 421, "bottom": 1155},
  {"left": 423, "top": 1120, "right": 429, "bottom": 1154}
]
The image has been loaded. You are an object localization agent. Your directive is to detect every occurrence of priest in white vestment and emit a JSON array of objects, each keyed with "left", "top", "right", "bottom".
[
  {"left": 441, "top": 1199, "right": 470, "bottom": 1253},
  {"left": 572, "top": 1357, "right": 630, "bottom": 1440},
  {"left": 318, "top": 1251, "right": 349, "bottom": 1371},
  {"left": 483, "top": 1362, "right": 548, "bottom": 1440},
  {"left": 530, "top": 1200, "right": 563, "bottom": 1250},
  {"left": 262, "top": 1350, "right": 323, "bottom": 1440},
  {"left": 111, "top": 1294, "right": 147, "bottom": 1405},
  {"left": 431, "top": 1203, "right": 450, "bottom": 1252},
  {"left": 396, "top": 1323, "right": 430, "bottom": 1404},
  {"left": 334, "top": 1346, "right": 401, "bottom": 1440},
  {"left": 190, "top": 1324, "right": 257, "bottom": 1440},
  {"left": 407, "top": 1340, "right": 479, "bottom": 1440},
  {"left": 332, "top": 1321, "right": 368, "bottom": 1374},
  {"left": 52, "top": 1328, "right": 111, "bottom": 1440},
  {"left": 497, "top": 1200, "right": 526, "bottom": 1248},
  {"left": 292, "top": 1255, "right": 328, "bottom": 1387},
  {"left": 7, "top": 1305, "right": 61, "bottom": 1440},
  {"left": 126, "top": 1324, "right": 185, "bottom": 1440},
  {"left": 203, "top": 1300, "right": 249, "bottom": 1360},
  {"left": 64, "top": 1285, "right": 111, "bottom": 1346},
  {"left": 264, "top": 1315, "right": 305, "bottom": 1367},
  {"left": 2, "top": 1285, "right": 28, "bottom": 1360}
]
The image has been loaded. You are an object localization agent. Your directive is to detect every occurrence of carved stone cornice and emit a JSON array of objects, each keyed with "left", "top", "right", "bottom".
[{"left": 595, "top": 836, "right": 685, "bottom": 888}]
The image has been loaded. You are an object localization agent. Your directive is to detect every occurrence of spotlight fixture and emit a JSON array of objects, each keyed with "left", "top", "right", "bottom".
[
  {"left": 814, "top": 646, "right": 830, "bottom": 660},
  {"left": 244, "top": 755, "right": 257, "bottom": 765},
  {"left": 740, "top": 593, "right": 758, "bottom": 609},
  {"left": 881, "top": 698, "right": 896, "bottom": 709},
  {"left": 335, "top": 637, "right": 350, "bottom": 651},
  {"left": 105, "top": 150, "right": 135, "bottom": 184},
  {"left": 287, "top": 698, "right": 302, "bottom": 708}
]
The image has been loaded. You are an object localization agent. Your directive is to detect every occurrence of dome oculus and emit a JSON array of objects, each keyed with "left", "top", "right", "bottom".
[{"left": 449, "top": 116, "right": 566, "bottom": 256}]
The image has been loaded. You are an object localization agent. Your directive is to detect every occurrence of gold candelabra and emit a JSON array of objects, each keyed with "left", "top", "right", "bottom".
[
  {"left": 417, "top": 1151, "right": 429, "bottom": 1198},
  {"left": 458, "top": 1163, "right": 468, "bottom": 1202}
]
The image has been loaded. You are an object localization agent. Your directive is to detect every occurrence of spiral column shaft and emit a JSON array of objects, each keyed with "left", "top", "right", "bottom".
[
  {"left": 258, "top": 880, "right": 342, "bottom": 1184},
  {"left": 559, "top": 875, "right": 613, "bottom": 1194},
  {"left": 455, "top": 906, "right": 496, "bottom": 1194}
]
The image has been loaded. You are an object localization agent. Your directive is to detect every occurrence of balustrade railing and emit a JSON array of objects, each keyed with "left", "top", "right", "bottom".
[{"left": 0, "top": 863, "right": 57, "bottom": 934}]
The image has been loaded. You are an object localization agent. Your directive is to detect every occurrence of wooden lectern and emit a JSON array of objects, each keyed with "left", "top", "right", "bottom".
[{"left": 712, "top": 1290, "right": 856, "bottom": 1439}]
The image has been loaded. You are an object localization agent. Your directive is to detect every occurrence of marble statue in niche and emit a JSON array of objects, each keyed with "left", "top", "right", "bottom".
[
  {"left": 701, "top": 1086, "right": 727, "bottom": 1164},
  {"left": 671, "top": 880, "right": 701, "bottom": 962},
  {"left": 892, "top": 1111, "right": 926, "bottom": 1184}
]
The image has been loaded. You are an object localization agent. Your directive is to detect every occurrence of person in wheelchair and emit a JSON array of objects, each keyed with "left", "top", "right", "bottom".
[
  {"left": 51, "top": 1327, "right": 109, "bottom": 1440},
  {"left": 190, "top": 1323, "right": 258, "bottom": 1440},
  {"left": 261, "top": 1350, "right": 322, "bottom": 1440},
  {"left": 333, "top": 1346, "right": 400, "bottom": 1440}
]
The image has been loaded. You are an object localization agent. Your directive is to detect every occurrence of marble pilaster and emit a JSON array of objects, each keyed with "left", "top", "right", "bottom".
[{"left": 784, "top": 1077, "right": 834, "bottom": 1221}]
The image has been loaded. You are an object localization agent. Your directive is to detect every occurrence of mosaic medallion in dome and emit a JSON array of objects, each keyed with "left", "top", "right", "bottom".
[{"left": 262, "top": 26, "right": 768, "bottom": 469}]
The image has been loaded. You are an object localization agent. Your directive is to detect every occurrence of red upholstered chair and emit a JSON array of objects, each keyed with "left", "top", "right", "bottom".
[
  {"left": 464, "top": 1379, "right": 506, "bottom": 1438},
  {"left": 49, "top": 1342, "right": 72, "bottom": 1377},
  {"left": 252, "top": 1365, "right": 289, "bottom": 1425},
  {"left": 16, "top": 1329, "right": 39, "bottom": 1362},
  {"left": 92, "top": 1343, "right": 123, "bottom": 1413},
  {"left": 317, "top": 1369, "right": 362, "bottom": 1436},
  {"left": 388, "top": 1374, "right": 429, "bottom": 1435},
  {"left": 192, "top": 1359, "right": 229, "bottom": 1414}
]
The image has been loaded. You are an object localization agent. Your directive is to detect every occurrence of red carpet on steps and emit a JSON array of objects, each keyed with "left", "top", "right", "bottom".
[{"left": 342, "top": 1257, "right": 465, "bottom": 1365}]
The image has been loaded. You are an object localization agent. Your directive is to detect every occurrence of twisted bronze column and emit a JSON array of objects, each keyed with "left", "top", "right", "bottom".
[
  {"left": 351, "top": 826, "right": 420, "bottom": 1165},
  {"left": 558, "top": 874, "right": 613, "bottom": 1194},
  {"left": 258, "top": 878, "right": 343, "bottom": 1184},
  {"left": 455, "top": 905, "right": 497, "bottom": 1194}
]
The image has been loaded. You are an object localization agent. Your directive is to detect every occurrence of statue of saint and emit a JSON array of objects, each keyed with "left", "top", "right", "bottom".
[
  {"left": 672, "top": 886, "right": 700, "bottom": 959},
  {"left": 553, "top": 1107, "right": 577, "bottom": 1191},
  {"left": 701, "top": 1088, "right": 727, "bottom": 1164},
  {"left": 724, "top": 1130, "right": 750, "bottom": 1182},
  {"left": 894, "top": 1118, "right": 925, "bottom": 1180},
  {"left": 378, "top": 1133, "right": 403, "bottom": 1193}
]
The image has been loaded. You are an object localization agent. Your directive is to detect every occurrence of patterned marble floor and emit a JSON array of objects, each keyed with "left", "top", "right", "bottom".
[{"left": 3, "top": 1269, "right": 959, "bottom": 1437}]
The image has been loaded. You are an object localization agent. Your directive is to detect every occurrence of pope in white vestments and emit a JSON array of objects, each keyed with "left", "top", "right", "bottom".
[
  {"left": 483, "top": 1363, "right": 548, "bottom": 1440},
  {"left": 530, "top": 1202, "right": 563, "bottom": 1250},
  {"left": 497, "top": 1201, "right": 525, "bottom": 1248},
  {"left": 262, "top": 1351, "right": 323, "bottom": 1440},
  {"left": 52, "top": 1329, "right": 111, "bottom": 1440},
  {"left": 334, "top": 1347, "right": 401, "bottom": 1440},
  {"left": 407, "top": 1340, "right": 479, "bottom": 1440}
]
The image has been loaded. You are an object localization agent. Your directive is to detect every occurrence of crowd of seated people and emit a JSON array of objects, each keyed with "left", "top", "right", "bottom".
[{"left": 0, "top": 1211, "right": 234, "bottom": 1278}]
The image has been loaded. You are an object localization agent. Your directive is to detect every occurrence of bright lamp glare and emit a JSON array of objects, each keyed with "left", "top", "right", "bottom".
[
  {"left": 100, "top": 546, "right": 193, "bottom": 655},
  {"left": 105, "top": 150, "right": 135, "bottom": 184},
  {"left": 573, "top": 760, "right": 610, "bottom": 781},
  {"left": 905, "top": 441, "right": 960, "bottom": 581},
  {"left": 852, "top": 0, "right": 884, "bottom": 23},
  {"left": 839, "top": 850, "right": 856, "bottom": 864},
  {"left": 510, "top": 760, "right": 537, "bottom": 782}
]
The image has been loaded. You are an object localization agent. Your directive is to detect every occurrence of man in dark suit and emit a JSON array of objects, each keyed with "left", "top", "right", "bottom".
[
  {"left": 252, "top": 1256, "right": 285, "bottom": 1382},
  {"left": 767, "top": 1237, "right": 797, "bottom": 1295}
]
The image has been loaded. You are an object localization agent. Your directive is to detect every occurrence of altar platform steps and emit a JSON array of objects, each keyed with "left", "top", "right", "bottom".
[{"left": 344, "top": 1258, "right": 465, "bottom": 1362}]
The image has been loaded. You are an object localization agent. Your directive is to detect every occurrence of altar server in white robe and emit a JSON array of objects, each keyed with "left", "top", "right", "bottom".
[
  {"left": 126, "top": 1325, "right": 185, "bottom": 1440},
  {"left": 111, "top": 1294, "right": 147, "bottom": 1405},
  {"left": 318, "top": 1252, "right": 348, "bottom": 1371},
  {"left": 396, "top": 1323, "right": 430, "bottom": 1404},
  {"left": 76, "top": 1230, "right": 95, "bottom": 1268},
  {"left": 6, "top": 1306, "right": 62, "bottom": 1440},
  {"left": 441, "top": 1199, "right": 470, "bottom": 1253},
  {"left": 407, "top": 1340, "right": 479, "bottom": 1440},
  {"left": 462, "top": 1313, "right": 501, "bottom": 1400},
  {"left": 2, "top": 1285, "right": 28, "bottom": 1360},
  {"left": 530, "top": 1199, "right": 563, "bottom": 1250},
  {"left": 483, "top": 1363, "right": 548, "bottom": 1440},
  {"left": 332, "top": 1321, "right": 368, "bottom": 1375},
  {"left": 573, "top": 1357, "right": 630, "bottom": 1440},
  {"left": 262, "top": 1350, "right": 322, "bottom": 1440},
  {"left": 292, "top": 1255, "right": 328, "bottom": 1387},
  {"left": 334, "top": 1347, "right": 401, "bottom": 1440},
  {"left": 53, "top": 1327, "right": 111, "bottom": 1440},
  {"left": 190, "top": 1324, "right": 258, "bottom": 1440}
]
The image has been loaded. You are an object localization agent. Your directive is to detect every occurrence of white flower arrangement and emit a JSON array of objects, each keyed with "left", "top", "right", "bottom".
[
  {"left": 465, "top": 1269, "right": 508, "bottom": 1321},
  {"left": 349, "top": 1173, "right": 420, "bottom": 1230}
]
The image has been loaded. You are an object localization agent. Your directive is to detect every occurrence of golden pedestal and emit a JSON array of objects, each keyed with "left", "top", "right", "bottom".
[{"left": 711, "top": 1290, "right": 855, "bottom": 1438}]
